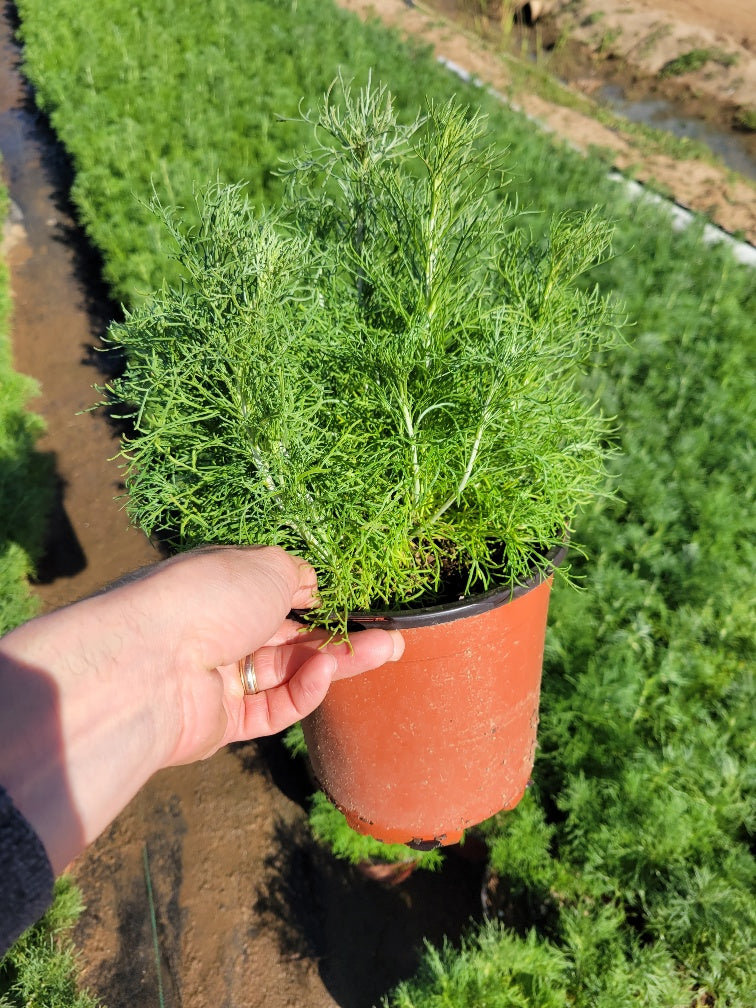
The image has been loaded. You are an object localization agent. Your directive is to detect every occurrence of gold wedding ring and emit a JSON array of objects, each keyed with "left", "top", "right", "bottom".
[{"left": 238, "top": 653, "right": 259, "bottom": 695}]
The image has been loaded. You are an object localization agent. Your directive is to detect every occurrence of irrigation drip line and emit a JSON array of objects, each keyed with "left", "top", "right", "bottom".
[{"left": 437, "top": 56, "right": 756, "bottom": 269}]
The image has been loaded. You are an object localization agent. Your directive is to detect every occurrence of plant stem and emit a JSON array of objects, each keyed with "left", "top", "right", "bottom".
[
  {"left": 425, "top": 386, "right": 495, "bottom": 526},
  {"left": 398, "top": 394, "right": 422, "bottom": 504},
  {"left": 249, "top": 441, "right": 328, "bottom": 560},
  {"left": 422, "top": 173, "right": 442, "bottom": 351}
]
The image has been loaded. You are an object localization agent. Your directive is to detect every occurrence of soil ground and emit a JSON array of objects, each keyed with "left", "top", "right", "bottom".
[
  {"left": 1, "top": 2, "right": 754, "bottom": 1007},
  {"left": 337, "top": 0, "right": 756, "bottom": 242}
]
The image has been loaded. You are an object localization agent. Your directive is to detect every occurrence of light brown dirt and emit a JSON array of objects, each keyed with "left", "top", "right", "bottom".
[
  {"left": 335, "top": 0, "right": 756, "bottom": 242},
  {"left": 630, "top": 0, "right": 755, "bottom": 44}
]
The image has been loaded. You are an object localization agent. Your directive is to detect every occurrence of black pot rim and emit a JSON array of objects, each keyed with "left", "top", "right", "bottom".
[{"left": 293, "top": 541, "right": 569, "bottom": 631}]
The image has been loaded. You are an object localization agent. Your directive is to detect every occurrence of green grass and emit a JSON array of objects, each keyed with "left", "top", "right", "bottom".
[
  {"left": 660, "top": 47, "right": 738, "bottom": 78},
  {"left": 11, "top": 0, "right": 756, "bottom": 1004}
]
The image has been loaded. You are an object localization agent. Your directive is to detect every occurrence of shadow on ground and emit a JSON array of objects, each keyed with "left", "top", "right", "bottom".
[{"left": 250, "top": 739, "right": 486, "bottom": 1008}]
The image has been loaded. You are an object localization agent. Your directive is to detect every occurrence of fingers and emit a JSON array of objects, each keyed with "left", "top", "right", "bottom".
[
  {"left": 232, "top": 629, "right": 405, "bottom": 739},
  {"left": 250, "top": 628, "right": 405, "bottom": 690},
  {"left": 114, "top": 545, "right": 320, "bottom": 669},
  {"left": 243, "top": 651, "right": 336, "bottom": 737}
]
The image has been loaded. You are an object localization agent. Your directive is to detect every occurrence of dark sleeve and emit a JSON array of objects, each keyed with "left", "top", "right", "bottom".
[{"left": 0, "top": 784, "right": 54, "bottom": 957}]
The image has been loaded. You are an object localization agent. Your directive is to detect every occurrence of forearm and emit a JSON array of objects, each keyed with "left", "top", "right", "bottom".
[{"left": 0, "top": 598, "right": 170, "bottom": 873}]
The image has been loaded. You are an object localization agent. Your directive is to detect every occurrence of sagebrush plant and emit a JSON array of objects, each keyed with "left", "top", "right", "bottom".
[{"left": 107, "top": 80, "right": 618, "bottom": 631}]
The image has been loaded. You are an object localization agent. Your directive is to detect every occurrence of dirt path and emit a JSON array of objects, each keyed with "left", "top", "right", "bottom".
[
  {"left": 336, "top": 0, "right": 756, "bottom": 243},
  {"left": 619, "top": 0, "right": 755, "bottom": 44},
  {"left": 0, "top": 20, "right": 157, "bottom": 610}
]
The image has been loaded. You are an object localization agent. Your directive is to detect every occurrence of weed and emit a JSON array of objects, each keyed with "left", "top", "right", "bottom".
[
  {"left": 735, "top": 107, "right": 756, "bottom": 132},
  {"left": 597, "top": 27, "right": 622, "bottom": 55},
  {"left": 582, "top": 11, "right": 605, "bottom": 27},
  {"left": 660, "top": 47, "right": 738, "bottom": 78},
  {"left": 142, "top": 845, "right": 166, "bottom": 1008}
]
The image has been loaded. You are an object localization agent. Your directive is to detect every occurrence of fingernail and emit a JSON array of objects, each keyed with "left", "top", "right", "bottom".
[{"left": 388, "top": 630, "right": 405, "bottom": 661}]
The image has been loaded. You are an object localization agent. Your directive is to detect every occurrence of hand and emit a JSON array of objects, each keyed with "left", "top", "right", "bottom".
[
  {"left": 137, "top": 545, "right": 405, "bottom": 765},
  {"left": 0, "top": 546, "right": 404, "bottom": 872}
]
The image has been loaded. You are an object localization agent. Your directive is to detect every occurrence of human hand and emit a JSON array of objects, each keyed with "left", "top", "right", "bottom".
[
  {"left": 135, "top": 545, "right": 404, "bottom": 765},
  {"left": 0, "top": 545, "right": 403, "bottom": 872}
]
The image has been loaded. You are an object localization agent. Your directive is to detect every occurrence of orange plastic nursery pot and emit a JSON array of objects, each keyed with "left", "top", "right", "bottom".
[{"left": 302, "top": 544, "right": 567, "bottom": 849}]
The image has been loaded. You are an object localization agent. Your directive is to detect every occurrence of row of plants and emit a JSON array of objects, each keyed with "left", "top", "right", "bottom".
[
  {"left": 13, "top": 0, "right": 755, "bottom": 1003},
  {"left": 15, "top": 0, "right": 616, "bottom": 300},
  {"left": 0, "top": 877, "right": 100, "bottom": 1008}
]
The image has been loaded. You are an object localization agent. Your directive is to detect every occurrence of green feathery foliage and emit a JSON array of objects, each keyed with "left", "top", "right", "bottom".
[
  {"left": 106, "top": 82, "right": 619, "bottom": 631},
  {"left": 0, "top": 877, "right": 100, "bottom": 1008},
  {"left": 383, "top": 920, "right": 569, "bottom": 1008},
  {"left": 308, "top": 791, "right": 443, "bottom": 870}
]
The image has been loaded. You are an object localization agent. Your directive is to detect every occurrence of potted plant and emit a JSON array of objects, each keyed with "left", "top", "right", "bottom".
[{"left": 106, "top": 79, "right": 618, "bottom": 849}]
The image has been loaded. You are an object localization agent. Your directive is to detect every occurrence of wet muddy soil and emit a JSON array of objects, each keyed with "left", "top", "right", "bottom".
[{"left": 337, "top": 0, "right": 756, "bottom": 242}]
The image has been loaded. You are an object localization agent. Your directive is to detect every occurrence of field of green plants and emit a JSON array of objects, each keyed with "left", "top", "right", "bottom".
[{"left": 8, "top": 0, "right": 756, "bottom": 1004}]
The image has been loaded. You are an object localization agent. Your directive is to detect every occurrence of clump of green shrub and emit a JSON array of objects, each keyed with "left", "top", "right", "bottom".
[
  {"left": 660, "top": 47, "right": 738, "bottom": 77},
  {"left": 384, "top": 921, "right": 569, "bottom": 1008},
  {"left": 0, "top": 878, "right": 100, "bottom": 1008},
  {"left": 103, "top": 87, "right": 618, "bottom": 630}
]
